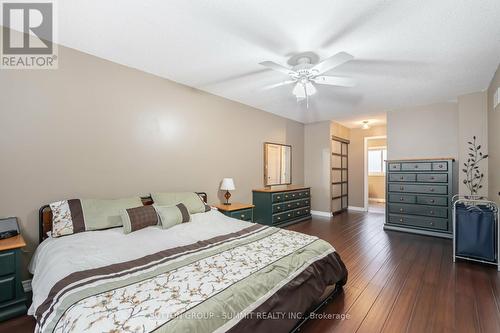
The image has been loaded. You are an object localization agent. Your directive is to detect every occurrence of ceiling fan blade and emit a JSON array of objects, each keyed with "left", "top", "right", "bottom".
[
  {"left": 313, "top": 75, "right": 356, "bottom": 87},
  {"left": 311, "top": 52, "right": 354, "bottom": 75},
  {"left": 259, "top": 61, "right": 296, "bottom": 76},
  {"left": 262, "top": 80, "right": 296, "bottom": 90}
]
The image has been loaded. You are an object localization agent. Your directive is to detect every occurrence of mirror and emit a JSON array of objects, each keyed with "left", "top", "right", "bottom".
[{"left": 264, "top": 142, "right": 292, "bottom": 186}]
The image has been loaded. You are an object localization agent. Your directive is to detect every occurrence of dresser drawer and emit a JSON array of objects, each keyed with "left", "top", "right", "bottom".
[
  {"left": 297, "top": 189, "right": 310, "bottom": 198},
  {"left": 388, "top": 183, "right": 447, "bottom": 194},
  {"left": 0, "top": 251, "right": 15, "bottom": 277},
  {"left": 432, "top": 162, "right": 448, "bottom": 171},
  {"left": 416, "top": 196, "right": 448, "bottom": 206},
  {"left": 284, "top": 191, "right": 301, "bottom": 201},
  {"left": 272, "top": 203, "right": 284, "bottom": 214},
  {"left": 401, "top": 162, "right": 432, "bottom": 171},
  {"left": 294, "top": 208, "right": 310, "bottom": 218},
  {"left": 230, "top": 209, "right": 253, "bottom": 221},
  {"left": 272, "top": 193, "right": 284, "bottom": 203},
  {"left": 416, "top": 173, "right": 448, "bottom": 183},
  {"left": 389, "top": 203, "right": 448, "bottom": 218},
  {"left": 389, "top": 173, "right": 416, "bottom": 182},
  {"left": 388, "top": 214, "right": 448, "bottom": 231},
  {"left": 388, "top": 163, "right": 401, "bottom": 171},
  {"left": 273, "top": 211, "right": 295, "bottom": 224},
  {"left": 0, "top": 276, "right": 15, "bottom": 303},
  {"left": 388, "top": 194, "right": 416, "bottom": 204}
]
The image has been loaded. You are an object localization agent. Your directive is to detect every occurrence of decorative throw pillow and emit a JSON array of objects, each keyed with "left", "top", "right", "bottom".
[
  {"left": 154, "top": 203, "right": 191, "bottom": 229},
  {"left": 50, "top": 199, "right": 85, "bottom": 238},
  {"left": 121, "top": 205, "right": 160, "bottom": 234},
  {"left": 151, "top": 192, "right": 211, "bottom": 214},
  {"left": 49, "top": 196, "right": 144, "bottom": 237}
]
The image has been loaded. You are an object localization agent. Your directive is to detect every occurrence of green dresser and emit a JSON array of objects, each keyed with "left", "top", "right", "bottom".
[
  {"left": 0, "top": 235, "right": 27, "bottom": 322},
  {"left": 385, "top": 159, "right": 456, "bottom": 238},
  {"left": 252, "top": 186, "right": 311, "bottom": 226}
]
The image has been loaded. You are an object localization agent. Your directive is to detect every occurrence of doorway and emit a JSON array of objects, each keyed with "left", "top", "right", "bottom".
[{"left": 364, "top": 136, "right": 387, "bottom": 213}]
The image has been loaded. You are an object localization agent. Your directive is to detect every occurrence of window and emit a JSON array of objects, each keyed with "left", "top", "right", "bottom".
[{"left": 368, "top": 147, "right": 387, "bottom": 176}]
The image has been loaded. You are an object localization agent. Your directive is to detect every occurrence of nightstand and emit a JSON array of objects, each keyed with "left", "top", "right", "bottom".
[
  {"left": 0, "top": 235, "right": 27, "bottom": 322},
  {"left": 213, "top": 203, "right": 255, "bottom": 222}
]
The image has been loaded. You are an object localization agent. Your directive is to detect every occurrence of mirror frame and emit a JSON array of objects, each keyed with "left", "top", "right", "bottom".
[{"left": 264, "top": 142, "right": 292, "bottom": 187}]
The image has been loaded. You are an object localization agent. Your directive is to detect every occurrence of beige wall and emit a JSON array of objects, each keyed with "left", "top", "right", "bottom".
[
  {"left": 458, "top": 91, "right": 488, "bottom": 196},
  {"left": 348, "top": 126, "right": 387, "bottom": 208},
  {"left": 487, "top": 65, "right": 500, "bottom": 204},
  {"left": 387, "top": 102, "right": 459, "bottom": 160},
  {"left": 304, "top": 121, "right": 331, "bottom": 212},
  {"left": 0, "top": 44, "right": 305, "bottom": 268}
]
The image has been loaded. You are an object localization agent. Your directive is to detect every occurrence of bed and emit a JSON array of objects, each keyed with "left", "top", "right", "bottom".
[{"left": 31, "top": 193, "right": 347, "bottom": 333}]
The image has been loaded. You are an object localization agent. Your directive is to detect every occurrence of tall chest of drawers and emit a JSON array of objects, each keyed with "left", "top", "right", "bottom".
[
  {"left": 385, "top": 158, "right": 456, "bottom": 238},
  {"left": 252, "top": 186, "right": 311, "bottom": 227}
]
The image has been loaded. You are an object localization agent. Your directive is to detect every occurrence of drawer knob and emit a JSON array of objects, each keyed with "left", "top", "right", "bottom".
[
  {"left": 399, "top": 218, "right": 403, "bottom": 222},
  {"left": 400, "top": 186, "right": 404, "bottom": 190},
  {"left": 400, "top": 176, "right": 404, "bottom": 180},
  {"left": 430, "top": 199, "right": 435, "bottom": 203},
  {"left": 399, "top": 208, "right": 404, "bottom": 212},
  {"left": 297, "top": 203, "right": 300, "bottom": 206},
  {"left": 277, "top": 217, "right": 281, "bottom": 220},
  {"left": 277, "top": 196, "right": 281, "bottom": 199},
  {"left": 415, "top": 165, "right": 419, "bottom": 168},
  {"left": 430, "top": 222, "right": 434, "bottom": 226},
  {"left": 277, "top": 206, "right": 281, "bottom": 210},
  {"left": 288, "top": 204, "right": 291, "bottom": 208},
  {"left": 430, "top": 188, "right": 435, "bottom": 192},
  {"left": 241, "top": 214, "right": 245, "bottom": 218},
  {"left": 439, "top": 165, "right": 443, "bottom": 168},
  {"left": 430, "top": 177, "right": 435, "bottom": 180},
  {"left": 429, "top": 211, "right": 434, "bottom": 215},
  {"left": 288, "top": 214, "right": 291, "bottom": 217},
  {"left": 400, "top": 197, "right": 404, "bottom": 201}
]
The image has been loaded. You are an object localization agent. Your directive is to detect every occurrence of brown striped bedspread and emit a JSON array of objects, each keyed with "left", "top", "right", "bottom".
[{"left": 34, "top": 224, "right": 347, "bottom": 333}]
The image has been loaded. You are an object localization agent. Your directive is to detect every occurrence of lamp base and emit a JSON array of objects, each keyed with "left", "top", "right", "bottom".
[
  {"left": 224, "top": 190, "right": 232, "bottom": 205},
  {"left": 223, "top": 202, "right": 232, "bottom": 205}
]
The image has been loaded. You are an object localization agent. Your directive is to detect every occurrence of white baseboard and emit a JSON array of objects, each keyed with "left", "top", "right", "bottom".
[
  {"left": 22, "top": 279, "right": 32, "bottom": 293},
  {"left": 369, "top": 198, "right": 386, "bottom": 203},
  {"left": 348, "top": 206, "right": 367, "bottom": 212},
  {"left": 310, "top": 210, "right": 333, "bottom": 217}
]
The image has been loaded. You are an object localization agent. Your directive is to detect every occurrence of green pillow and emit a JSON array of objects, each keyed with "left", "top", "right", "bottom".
[
  {"left": 81, "top": 197, "right": 143, "bottom": 230},
  {"left": 154, "top": 203, "right": 190, "bottom": 229},
  {"left": 150, "top": 192, "right": 210, "bottom": 214}
]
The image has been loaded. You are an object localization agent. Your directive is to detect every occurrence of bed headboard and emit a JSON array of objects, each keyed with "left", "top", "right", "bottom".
[{"left": 38, "top": 192, "right": 208, "bottom": 243}]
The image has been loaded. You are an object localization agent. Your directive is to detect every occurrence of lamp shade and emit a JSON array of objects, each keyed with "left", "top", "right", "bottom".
[{"left": 220, "top": 178, "right": 235, "bottom": 191}]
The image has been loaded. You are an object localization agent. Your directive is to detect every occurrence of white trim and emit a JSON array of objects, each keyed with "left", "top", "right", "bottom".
[
  {"left": 22, "top": 279, "right": 32, "bottom": 293},
  {"left": 310, "top": 210, "right": 333, "bottom": 217},
  {"left": 364, "top": 135, "right": 387, "bottom": 211},
  {"left": 348, "top": 206, "right": 367, "bottom": 212}
]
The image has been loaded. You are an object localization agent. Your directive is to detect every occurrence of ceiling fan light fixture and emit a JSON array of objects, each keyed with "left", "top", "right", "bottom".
[
  {"left": 361, "top": 121, "right": 370, "bottom": 130},
  {"left": 293, "top": 82, "right": 306, "bottom": 99},
  {"left": 305, "top": 82, "right": 317, "bottom": 96}
]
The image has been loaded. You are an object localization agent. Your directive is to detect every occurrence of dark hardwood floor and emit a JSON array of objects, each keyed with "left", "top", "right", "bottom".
[{"left": 2, "top": 211, "right": 499, "bottom": 333}]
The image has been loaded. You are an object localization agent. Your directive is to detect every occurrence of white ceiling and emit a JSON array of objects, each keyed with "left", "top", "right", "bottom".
[{"left": 41, "top": 1, "right": 500, "bottom": 123}]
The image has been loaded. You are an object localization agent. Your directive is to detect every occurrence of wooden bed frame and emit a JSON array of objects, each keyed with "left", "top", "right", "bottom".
[
  {"left": 38, "top": 192, "right": 208, "bottom": 243},
  {"left": 36, "top": 191, "right": 342, "bottom": 332}
]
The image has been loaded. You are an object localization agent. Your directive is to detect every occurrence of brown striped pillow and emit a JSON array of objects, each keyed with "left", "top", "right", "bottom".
[{"left": 121, "top": 206, "right": 160, "bottom": 234}]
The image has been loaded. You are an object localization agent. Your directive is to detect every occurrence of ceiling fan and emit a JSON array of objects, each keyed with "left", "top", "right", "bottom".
[{"left": 259, "top": 51, "right": 355, "bottom": 107}]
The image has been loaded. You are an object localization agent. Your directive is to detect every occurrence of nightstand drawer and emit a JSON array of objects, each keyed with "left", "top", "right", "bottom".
[
  {"left": 272, "top": 193, "right": 284, "bottom": 203},
  {"left": 0, "top": 251, "right": 15, "bottom": 277},
  {"left": 230, "top": 209, "right": 253, "bottom": 221},
  {"left": 0, "top": 276, "right": 15, "bottom": 303}
]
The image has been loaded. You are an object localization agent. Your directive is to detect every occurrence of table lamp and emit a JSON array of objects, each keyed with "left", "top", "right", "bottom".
[{"left": 220, "top": 178, "right": 235, "bottom": 205}]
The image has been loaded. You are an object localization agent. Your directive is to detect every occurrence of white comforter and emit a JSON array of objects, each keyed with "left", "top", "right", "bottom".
[{"left": 28, "top": 210, "right": 252, "bottom": 316}]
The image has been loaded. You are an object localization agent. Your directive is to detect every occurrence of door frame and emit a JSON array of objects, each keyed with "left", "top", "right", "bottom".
[{"left": 364, "top": 135, "right": 387, "bottom": 211}]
